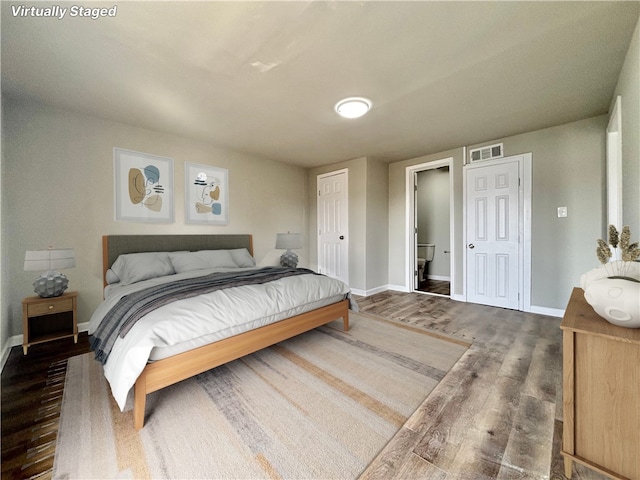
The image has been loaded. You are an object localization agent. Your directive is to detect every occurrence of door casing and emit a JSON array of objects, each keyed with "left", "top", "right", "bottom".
[
  {"left": 463, "top": 153, "right": 532, "bottom": 311},
  {"left": 607, "top": 95, "right": 623, "bottom": 230},
  {"left": 317, "top": 169, "right": 349, "bottom": 285},
  {"left": 405, "top": 158, "right": 454, "bottom": 296}
]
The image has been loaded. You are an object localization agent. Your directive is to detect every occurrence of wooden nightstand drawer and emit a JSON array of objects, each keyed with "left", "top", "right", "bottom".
[
  {"left": 28, "top": 298, "right": 73, "bottom": 317},
  {"left": 22, "top": 291, "right": 78, "bottom": 354}
]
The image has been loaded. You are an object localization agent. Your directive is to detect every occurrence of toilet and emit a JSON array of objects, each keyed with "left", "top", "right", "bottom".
[{"left": 417, "top": 244, "right": 435, "bottom": 282}]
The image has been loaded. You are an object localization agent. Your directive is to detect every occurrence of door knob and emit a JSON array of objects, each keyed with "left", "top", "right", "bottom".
[
  {"left": 339, "top": 235, "right": 345, "bottom": 240},
  {"left": 468, "top": 243, "right": 475, "bottom": 249}
]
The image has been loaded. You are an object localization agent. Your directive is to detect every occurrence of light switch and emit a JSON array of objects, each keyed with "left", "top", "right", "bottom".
[{"left": 557, "top": 206, "right": 568, "bottom": 218}]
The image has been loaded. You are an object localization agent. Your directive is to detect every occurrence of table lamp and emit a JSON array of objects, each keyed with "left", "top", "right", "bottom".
[
  {"left": 276, "top": 233, "right": 302, "bottom": 268},
  {"left": 24, "top": 248, "right": 75, "bottom": 297}
]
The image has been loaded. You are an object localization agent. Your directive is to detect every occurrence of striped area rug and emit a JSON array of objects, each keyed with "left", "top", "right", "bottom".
[{"left": 53, "top": 312, "right": 468, "bottom": 479}]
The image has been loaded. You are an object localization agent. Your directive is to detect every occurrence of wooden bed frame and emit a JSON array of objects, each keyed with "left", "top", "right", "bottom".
[{"left": 101, "top": 235, "right": 349, "bottom": 430}]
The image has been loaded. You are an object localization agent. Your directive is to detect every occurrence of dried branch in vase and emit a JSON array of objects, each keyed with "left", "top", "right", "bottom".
[{"left": 596, "top": 225, "right": 640, "bottom": 279}]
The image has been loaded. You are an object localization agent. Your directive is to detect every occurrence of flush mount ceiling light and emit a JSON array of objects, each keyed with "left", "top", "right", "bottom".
[{"left": 334, "top": 97, "right": 371, "bottom": 119}]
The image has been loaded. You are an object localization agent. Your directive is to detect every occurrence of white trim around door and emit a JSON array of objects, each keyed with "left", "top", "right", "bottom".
[
  {"left": 607, "top": 95, "right": 623, "bottom": 230},
  {"left": 405, "top": 158, "right": 455, "bottom": 298},
  {"left": 463, "top": 153, "right": 532, "bottom": 312},
  {"left": 317, "top": 169, "right": 349, "bottom": 285}
]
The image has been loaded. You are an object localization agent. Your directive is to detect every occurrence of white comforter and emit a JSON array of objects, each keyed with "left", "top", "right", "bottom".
[{"left": 89, "top": 267, "right": 351, "bottom": 411}]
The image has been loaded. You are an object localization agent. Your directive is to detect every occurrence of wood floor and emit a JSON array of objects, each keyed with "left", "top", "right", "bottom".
[
  {"left": 1, "top": 333, "right": 90, "bottom": 480},
  {"left": 417, "top": 279, "right": 451, "bottom": 296},
  {"left": 1, "top": 291, "right": 610, "bottom": 480},
  {"left": 357, "top": 291, "right": 608, "bottom": 480}
]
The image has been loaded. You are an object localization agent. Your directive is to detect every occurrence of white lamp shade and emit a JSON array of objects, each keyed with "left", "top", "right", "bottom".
[
  {"left": 275, "top": 233, "right": 302, "bottom": 250},
  {"left": 24, "top": 249, "right": 75, "bottom": 272}
]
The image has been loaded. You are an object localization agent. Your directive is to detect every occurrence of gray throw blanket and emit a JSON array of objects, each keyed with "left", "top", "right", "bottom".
[{"left": 91, "top": 267, "right": 317, "bottom": 365}]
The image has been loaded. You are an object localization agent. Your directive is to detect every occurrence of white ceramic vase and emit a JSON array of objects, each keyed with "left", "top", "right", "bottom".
[{"left": 581, "top": 261, "right": 640, "bottom": 328}]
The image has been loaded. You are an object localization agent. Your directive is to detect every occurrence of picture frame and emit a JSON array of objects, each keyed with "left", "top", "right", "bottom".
[
  {"left": 185, "top": 162, "right": 229, "bottom": 225},
  {"left": 114, "top": 148, "right": 174, "bottom": 223}
]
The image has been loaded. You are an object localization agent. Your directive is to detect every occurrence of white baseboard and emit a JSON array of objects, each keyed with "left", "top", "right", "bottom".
[
  {"left": 529, "top": 305, "right": 565, "bottom": 318},
  {"left": 353, "top": 284, "right": 564, "bottom": 318},
  {"left": 426, "top": 275, "right": 451, "bottom": 282},
  {"left": 450, "top": 293, "right": 465, "bottom": 302},
  {"left": 352, "top": 284, "right": 414, "bottom": 296},
  {"left": 0, "top": 339, "right": 13, "bottom": 373},
  {"left": 350, "top": 285, "right": 393, "bottom": 297},
  {"left": 387, "top": 284, "right": 410, "bottom": 293}
]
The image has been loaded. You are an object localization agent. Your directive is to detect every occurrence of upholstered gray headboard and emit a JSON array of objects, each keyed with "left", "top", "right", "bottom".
[{"left": 102, "top": 234, "right": 253, "bottom": 286}]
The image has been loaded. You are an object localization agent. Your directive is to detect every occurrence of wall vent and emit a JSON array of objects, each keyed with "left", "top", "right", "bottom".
[{"left": 469, "top": 143, "right": 504, "bottom": 163}]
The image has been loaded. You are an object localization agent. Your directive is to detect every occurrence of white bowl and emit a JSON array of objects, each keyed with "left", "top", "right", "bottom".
[{"left": 582, "top": 264, "right": 640, "bottom": 328}]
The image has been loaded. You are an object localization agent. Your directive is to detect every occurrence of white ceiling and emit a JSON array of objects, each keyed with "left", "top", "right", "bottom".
[{"left": 2, "top": 1, "right": 639, "bottom": 168}]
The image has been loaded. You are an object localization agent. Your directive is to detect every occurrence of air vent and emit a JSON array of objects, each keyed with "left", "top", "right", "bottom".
[{"left": 469, "top": 143, "right": 504, "bottom": 163}]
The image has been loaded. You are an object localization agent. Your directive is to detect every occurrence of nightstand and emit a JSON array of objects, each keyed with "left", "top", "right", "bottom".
[{"left": 22, "top": 290, "right": 78, "bottom": 355}]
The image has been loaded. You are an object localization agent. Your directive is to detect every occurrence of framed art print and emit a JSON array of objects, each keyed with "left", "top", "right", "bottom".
[
  {"left": 185, "top": 162, "right": 229, "bottom": 225},
  {"left": 114, "top": 148, "right": 174, "bottom": 223}
]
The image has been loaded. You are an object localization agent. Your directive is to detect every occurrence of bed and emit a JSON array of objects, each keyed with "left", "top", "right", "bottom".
[{"left": 90, "top": 234, "right": 352, "bottom": 430}]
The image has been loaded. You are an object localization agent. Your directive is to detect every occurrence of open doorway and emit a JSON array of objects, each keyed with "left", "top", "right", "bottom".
[{"left": 406, "top": 158, "right": 454, "bottom": 297}]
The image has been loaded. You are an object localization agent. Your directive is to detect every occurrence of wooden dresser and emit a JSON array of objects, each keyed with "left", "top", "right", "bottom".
[{"left": 561, "top": 287, "right": 640, "bottom": 480}]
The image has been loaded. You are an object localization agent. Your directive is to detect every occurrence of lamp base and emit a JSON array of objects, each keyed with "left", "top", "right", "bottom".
[
  {"left": 279, "top": 250, "right": 299, "bottom": 268},
  {"left": 33, "top": 271, "right": 69, "bottom": 298}
]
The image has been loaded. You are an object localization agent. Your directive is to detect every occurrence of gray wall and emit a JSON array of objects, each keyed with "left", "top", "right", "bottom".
[
  {"left": 309, "top": 157, "right": 389, "bottom": 294},
  {"left": 389, "top": 116, "right": 608, "bottom": 311},
  {"left": 1, "top": 97, "right": 309, "bottom": 340},
  {"left": 480, "top": 116, "right": 607, "bottom": 309},
  {"left": 366, "top": 158, "right": 390, "bottom": 290},
  {"left": 2, "top": 13, "right": 636, "bottom": 350},
  {"left": 389, "top": 148, "right": 465, "bottom": 296},
  {"left": 309, "top": 158, "right": 366, "bottom": 291}
]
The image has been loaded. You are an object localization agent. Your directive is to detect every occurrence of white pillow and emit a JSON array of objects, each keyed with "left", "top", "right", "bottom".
[
  {"left": 229, "top": 248, "right": 256, "bottom": 268},
  {"left": 169, "top": 250, "right": 237, "bottom": 273},
  {"left": 110, "top": 252, "right": 175, "bottom": 285},
  {"left": 105, "top": 269, "right": 120, "bottom": 285}
]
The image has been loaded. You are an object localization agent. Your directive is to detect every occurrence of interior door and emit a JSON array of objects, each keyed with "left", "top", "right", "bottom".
[
  {"left": 413, "top": 172, "right": 419, "bottom": 290},
  {"left": 466, "top": 160, "right": 520, "bottom": 309},
  {"left": 317, "top": 170, "right": 349, "bottom": 285}
]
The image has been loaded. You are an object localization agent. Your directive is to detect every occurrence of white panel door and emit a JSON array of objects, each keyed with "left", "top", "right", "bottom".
[
  {"left": 317, "top": 170, "right": 349, "bottom": 284},
  {"left": 466, "top": 160, "right": 520, "bottom": 309},
  {"left": 413, "top": 172, "right": 419, "bottom": 290}
]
